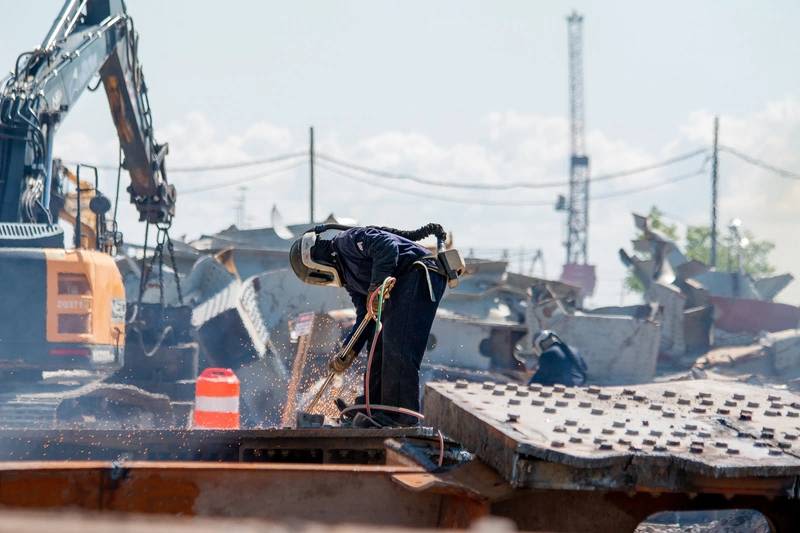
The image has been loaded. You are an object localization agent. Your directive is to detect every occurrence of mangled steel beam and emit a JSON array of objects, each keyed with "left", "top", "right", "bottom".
[
  {"left": 191, "top": 277, "right": 271, "bottom": 368},
  {"left": 755, "top": 274, "right": 795, "bottom": 301},
  {"left": 712, "top": 296, "right": 800, "bottom": 334},
  {"left": 620, "top": 212, "right": 798, "bottom": 341}
]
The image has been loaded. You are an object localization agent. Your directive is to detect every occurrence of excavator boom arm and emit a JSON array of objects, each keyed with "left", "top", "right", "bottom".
[{"left": 0, "top": 0, "right": 174, "bottom": 232}]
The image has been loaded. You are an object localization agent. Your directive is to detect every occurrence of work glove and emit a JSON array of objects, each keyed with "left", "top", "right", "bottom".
[
  {"left": 330, "top": 348, "right": 358, "bottom": 373},
  {"left": 367, "top": 278, "right": 396, "bottom": 317},
  {"left": 368, "top": 289, "right": 388, "bottom": 316}
]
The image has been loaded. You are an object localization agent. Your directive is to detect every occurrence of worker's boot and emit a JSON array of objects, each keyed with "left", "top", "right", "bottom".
[
  {"left": 350, "top": 411, "right": 413, "bottom": 429},
  {"left": 336, "top": 397, "right": 415, "bottom": 428},
  {"left": 335, "top": 395, "right": 366, "bottom": 421}
]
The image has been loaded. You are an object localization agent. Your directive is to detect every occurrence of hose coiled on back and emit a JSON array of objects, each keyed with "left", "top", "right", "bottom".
[{"left": 372, "top": 223, "right": 446, "bottom": 243}]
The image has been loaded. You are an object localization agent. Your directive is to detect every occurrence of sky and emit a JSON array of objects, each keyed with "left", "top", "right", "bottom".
[{"left": 2, "top": 0, "right": 800, "bottom": 305}]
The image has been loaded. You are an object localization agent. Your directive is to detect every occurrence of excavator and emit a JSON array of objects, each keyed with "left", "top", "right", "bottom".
[{"left": 0, "top": 0, "right": 192, "bottom": 426}]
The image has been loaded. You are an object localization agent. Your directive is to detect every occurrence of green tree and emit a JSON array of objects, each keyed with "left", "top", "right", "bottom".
[
  {"left": 624, "top": 207, "right": 776, "bottom": 293},
  {"left": 684, "top": 225, "right": 775, "bottom": 277}
]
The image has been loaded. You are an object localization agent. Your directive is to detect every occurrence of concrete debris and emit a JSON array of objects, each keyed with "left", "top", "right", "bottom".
[
  {"left": 550, "top": 313, "right": 658, "bottom": 384},
  {"left": 762, "top": 329, "right": 800, "bottom": 380},
  {"left": 712, "top": 327, "right": 758, "bottom": 347},
  {"left": 427, "top": 310, "right": 527, "bottom": 372},
  {"left": 527, "top": 277, "right": 661, "bottom": 384},
  {"left": 694, "top": 344, "right": 765, "bottom": 370}
]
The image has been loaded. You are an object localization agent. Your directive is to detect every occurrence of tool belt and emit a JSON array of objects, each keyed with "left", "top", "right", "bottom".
[{"left": 396, "top": 248, "right": 465, "bottom": 300}]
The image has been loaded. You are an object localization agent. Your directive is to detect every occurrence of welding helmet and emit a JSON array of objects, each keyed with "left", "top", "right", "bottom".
[
  {"left": 289, "top": 224, "right": 350, "bottom": 287},
  {"left": 532, "top": 330, "right": 561, "bottom": 356}
]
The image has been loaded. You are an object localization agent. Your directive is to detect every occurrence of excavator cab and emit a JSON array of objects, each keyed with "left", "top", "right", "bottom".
[
  {"left": 0, "top": 162, "right": 126, "bottom": 377},
  {"left": 0, "top": 247, "right": 126, "bottom": 375}
]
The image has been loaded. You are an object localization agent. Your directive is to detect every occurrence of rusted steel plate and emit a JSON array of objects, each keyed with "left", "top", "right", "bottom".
[
  {"left": 424, "top": 379, "right": 800, "bottom": 492},
  {"left": 0, "top": 427, "right": 436, "bottom": 462},
  {"left": 712, "top": 295, "right": 800, "bottom": 333},
  {"left": 0, "top": 461, "right": 466, "bottom": 527}
]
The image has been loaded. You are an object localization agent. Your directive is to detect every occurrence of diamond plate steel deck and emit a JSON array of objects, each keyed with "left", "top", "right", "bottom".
[{"left": 424, "top": 379, "right": 800, "bottom": 495}]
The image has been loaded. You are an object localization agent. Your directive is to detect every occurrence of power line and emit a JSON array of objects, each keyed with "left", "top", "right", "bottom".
[
  {"left": 170, "top": 151, "right": 307, "bottom": 172},
  {"left": 591, "top": 160, "right": 709, "bottom": 200},
  {"left": 181, "top": 159, "right": 307, "bottom": 194},
  {"left": 316, "top": 161, "right": 551, "bottom": 206},
  {"left": 719, "top": 145, "right": 800, "bottom": 180},
  {"left": 317, "top": 159, "right": 707, "bottom": 207},
  {"left": 318, "top": 161, "right": 558, "bottom": 206},
  {"left": 64, "top": 151, "right": 306, "bottom": 173},
  {"left": 316, "top": 148, "right": 708, "bottom": 191}
]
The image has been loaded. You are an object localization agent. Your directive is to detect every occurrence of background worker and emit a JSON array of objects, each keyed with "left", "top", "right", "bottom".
[
  {"left": 290, "top": 223, "right": 449, "bottom": 427},
  {"left": 527, "top": 330, "right": 588, "bottom": 386}
]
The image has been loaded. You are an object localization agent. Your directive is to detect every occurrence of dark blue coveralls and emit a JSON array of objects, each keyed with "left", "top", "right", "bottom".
[
  {"left": 528, "top": 342, "right": 588, "bottom": 387},
  {"left": 332, "top": 227, "right": 446, "bottom": 424}
]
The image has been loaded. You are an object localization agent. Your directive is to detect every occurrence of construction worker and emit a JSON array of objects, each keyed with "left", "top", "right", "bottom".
[
  {"left": 528, "top": 330, "right": 587, "bottom": 386},
  {"left": 289, "top": 223, "right": 448, "bottom": 427}
]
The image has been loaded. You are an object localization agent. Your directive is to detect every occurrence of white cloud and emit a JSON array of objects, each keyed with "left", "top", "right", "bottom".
[{"left": 49, "top": 97, "right": 800, "bottom": 305}]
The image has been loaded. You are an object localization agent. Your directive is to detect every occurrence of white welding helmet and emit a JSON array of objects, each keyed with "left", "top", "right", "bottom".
[{"left": 289, "top": 227, "right": 344, "bottom": 287}]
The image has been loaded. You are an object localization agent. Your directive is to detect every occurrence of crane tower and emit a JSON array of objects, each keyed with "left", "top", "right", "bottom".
[{"left": 565, "top": 11, "right": 590, "bottom": 265}]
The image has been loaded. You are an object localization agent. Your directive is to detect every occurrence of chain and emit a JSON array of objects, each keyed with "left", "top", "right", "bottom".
[
  {"left": 155, "top": 227, "right": 168, "bottom": 308},
  {"left": 166, "top": 235, "right": 184, "bottom": 305},
  {"left": 157, "top": 242, "right": 164, "bottom": 307},
  {"left": 138, "top": 220, "right": 182, "bottom": 308},
  {"left": 137, "top": 221, "right": 150, "bottom": 305}
]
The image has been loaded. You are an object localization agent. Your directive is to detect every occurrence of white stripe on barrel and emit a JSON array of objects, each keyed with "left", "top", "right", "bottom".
[{"left": 194, "top": 395, "right": 240, "bottom": 413}]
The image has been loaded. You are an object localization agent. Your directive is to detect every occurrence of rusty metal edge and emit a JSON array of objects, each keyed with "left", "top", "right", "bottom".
[{"left": 0, "top": 460, "right": 426, "bottom": 473}]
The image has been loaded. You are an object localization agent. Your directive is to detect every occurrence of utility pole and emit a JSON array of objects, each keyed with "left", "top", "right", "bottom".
[
  {"left": 309, "top": 126, "right": 315, "bottom": 224},
  {"left": 234, "top": 186, "right": 247, "bottom": 228},
  {"left": 710, "top": 116, "right": 719, "bottom": 267},
  {"left": 564, "top": 11, "right": 590, "bottom": 265}
]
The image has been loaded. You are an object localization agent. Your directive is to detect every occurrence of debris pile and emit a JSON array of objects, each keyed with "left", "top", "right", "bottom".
[{"left": 620, "top": 213, "right": 799, "bottom": 357}]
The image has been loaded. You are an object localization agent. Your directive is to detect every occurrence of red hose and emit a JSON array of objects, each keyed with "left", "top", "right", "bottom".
[{"left": 355, "top": 276, "right": 444, "bottom": 467}]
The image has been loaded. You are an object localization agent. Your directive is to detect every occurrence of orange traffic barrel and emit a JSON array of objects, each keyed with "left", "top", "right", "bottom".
[{"left": 193, "top": 368, "right": 240, "bottom": 429}]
